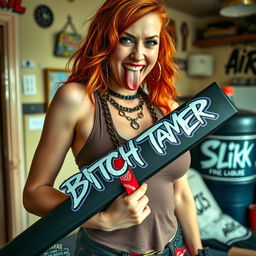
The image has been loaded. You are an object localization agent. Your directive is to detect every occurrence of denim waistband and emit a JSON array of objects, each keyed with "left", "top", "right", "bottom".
[
  {"left": 168, "top": 225, "right": 182, "bottom": 249},
  {"left": 128, "top": 225, "right": 182, "bottom": 256},
  {"left": 75, "top": 225, "right": 184, "bottom": 256}
]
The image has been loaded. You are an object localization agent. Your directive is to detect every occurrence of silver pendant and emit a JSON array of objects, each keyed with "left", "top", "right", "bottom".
[{"left": 130, "top": 119, "right": 139, "bottom": 130}]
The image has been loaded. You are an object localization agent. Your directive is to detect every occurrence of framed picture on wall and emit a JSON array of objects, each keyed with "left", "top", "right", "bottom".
[{"left": 44, "top": 68, "right": 70, "bottom": 108}]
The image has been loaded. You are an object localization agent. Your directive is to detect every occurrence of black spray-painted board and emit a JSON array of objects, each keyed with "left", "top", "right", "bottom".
[{"left": 0, "top": 82, "right": 238, "bottom": 256}]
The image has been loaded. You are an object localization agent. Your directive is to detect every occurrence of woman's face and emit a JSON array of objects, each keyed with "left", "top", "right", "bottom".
[{"left": 108, "top": 12, "right": 161, "bottom": 93}]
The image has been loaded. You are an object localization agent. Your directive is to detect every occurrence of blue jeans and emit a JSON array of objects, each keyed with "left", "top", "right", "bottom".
[{"left": 74, "top": 225, "right": 191, "bottom": 256}]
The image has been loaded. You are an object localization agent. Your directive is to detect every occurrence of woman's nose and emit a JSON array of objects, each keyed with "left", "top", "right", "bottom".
[{"left": 130, "top": 44, "right": 145, "bottom": 61}]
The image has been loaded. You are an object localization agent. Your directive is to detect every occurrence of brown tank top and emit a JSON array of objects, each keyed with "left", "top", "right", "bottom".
[{"left": 75, "top": 92, "right": 191, "bottom": 254}]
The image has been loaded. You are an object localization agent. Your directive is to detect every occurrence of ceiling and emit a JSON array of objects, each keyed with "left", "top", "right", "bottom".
[{"left": 166, "top": 0, "right": 224, "bottom": 17}]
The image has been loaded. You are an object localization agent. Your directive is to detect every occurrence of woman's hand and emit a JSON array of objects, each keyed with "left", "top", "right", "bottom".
[{"left": 83, "top": 183, "right": 151, "bottom": 231}]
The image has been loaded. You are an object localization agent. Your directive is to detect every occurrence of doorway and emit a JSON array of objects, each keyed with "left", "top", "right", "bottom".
[
  {"left": 0, "top": 11, "right": 26, "bottom": 244},
  {"left": 0, "top": 24, "right": 8, "bottom": 246}
]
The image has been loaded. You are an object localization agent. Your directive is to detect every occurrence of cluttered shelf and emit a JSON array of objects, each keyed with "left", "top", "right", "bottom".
[{"left": 193, "top": 33, "right": 256, "bottom": 47}]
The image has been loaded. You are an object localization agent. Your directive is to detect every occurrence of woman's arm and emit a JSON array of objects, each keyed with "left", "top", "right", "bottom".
[
  {"left": 23, "top": 83, "right": 87, "bottom": 216},
  {"left": 174, "top": 173, "right": 203, "bottom": 256},
  {"left": 23, "top": 82, "right": 150, "bottom": 231}
]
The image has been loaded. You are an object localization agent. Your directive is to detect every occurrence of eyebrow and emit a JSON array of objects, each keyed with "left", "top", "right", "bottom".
[{"left": 123, "top": 32, "right": 159, "bottom": 40}]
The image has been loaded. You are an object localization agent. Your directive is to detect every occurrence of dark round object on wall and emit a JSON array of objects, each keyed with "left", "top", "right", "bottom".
[{"left": 34, "top": 5, "right": 54, "bottom": 28}]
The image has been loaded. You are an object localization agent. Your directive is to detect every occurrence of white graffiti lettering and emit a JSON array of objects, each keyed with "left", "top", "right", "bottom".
[
  {"left": 60, "top": 97, "right": 219, "bottom": 211},
  {"left": 136, "top": 98, "right": 219, "bottom": 154},
  {"left": 60, "top": 140, "right": 146, "bottom": 211}
]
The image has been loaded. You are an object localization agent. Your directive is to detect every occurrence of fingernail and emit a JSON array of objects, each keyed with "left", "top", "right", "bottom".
[{"left": 143, "top": 183, "right": 147, "bottom": 189}]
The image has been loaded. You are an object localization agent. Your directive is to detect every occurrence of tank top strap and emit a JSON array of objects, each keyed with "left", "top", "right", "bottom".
[
  {"left": 75, "top": 91, "right": 115, "bottom": 169},
  {"left": 75, "top": 91, "right": 164, "bottom": 169}
]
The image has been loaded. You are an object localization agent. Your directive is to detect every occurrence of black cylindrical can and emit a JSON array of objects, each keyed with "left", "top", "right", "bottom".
[{"left": 191, "top": 109, "right": 256, "bottom": 226}]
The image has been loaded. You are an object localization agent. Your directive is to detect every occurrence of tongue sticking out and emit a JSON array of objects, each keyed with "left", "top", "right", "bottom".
[{"left": 125, "top": 69, "right": 141, "bottom": 91}]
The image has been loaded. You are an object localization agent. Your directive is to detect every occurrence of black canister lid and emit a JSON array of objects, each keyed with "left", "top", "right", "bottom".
[{"left": 214, "top": 109, "right": 256, "bottom": 135}]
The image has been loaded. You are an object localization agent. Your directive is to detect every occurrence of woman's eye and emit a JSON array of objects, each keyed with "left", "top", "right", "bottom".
[
  {"left": 145, "top": 40, "right": 158, "bottom": 47},
  {"left": 120, "top": 37, "right": 132, "bottom": 44}
]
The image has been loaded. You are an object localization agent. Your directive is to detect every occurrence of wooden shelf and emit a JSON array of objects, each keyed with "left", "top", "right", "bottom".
[{"left": 193, "top": 34, "right": 256, "bottom": 47}]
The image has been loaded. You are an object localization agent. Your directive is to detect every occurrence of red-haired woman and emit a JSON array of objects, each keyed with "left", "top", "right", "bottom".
[{"left": 23, "top": 0, "right": 205, "bottom": 255}]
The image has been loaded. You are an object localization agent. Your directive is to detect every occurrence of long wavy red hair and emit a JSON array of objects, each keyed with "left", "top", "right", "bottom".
[{"left": 67, "top": 0, "right": 178, "bottom": 113}]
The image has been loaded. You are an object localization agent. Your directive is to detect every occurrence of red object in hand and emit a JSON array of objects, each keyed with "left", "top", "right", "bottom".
[{"left": 113, "top": 157, "right": 139, "bottom": 194}]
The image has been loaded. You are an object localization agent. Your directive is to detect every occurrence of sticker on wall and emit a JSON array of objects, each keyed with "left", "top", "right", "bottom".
[
  {"left": 225, "top": 48, "right": 256, "bottom": 75},
  {"left": 0, "top": 0, "right": 26, "bottom": 14},
  {"left": 28, "top": 116, "right": 45, "bottom": 131}
]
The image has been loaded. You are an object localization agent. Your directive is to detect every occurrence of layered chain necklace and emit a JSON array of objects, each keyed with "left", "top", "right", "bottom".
[
  {"left": 105, "top": 93, "right": 144, "bottom": 130},
  {"left": 99, "top": 88, "right": 158, "bottom": 147}
]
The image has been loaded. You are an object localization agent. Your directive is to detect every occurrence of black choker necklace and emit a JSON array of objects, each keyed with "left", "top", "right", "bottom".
[{"left": 107, "top": 88, "right": 139, "bottom": 100}]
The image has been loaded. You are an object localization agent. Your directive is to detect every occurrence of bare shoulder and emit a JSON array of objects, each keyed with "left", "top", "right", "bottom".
[
  {"left": 50, "top": 82, "right": 93, "bottom": 114},
  {"left": 53, "top": 82, "right": 90, "bottom": 106},
  {"left": 44, "top": 82, "right": 94, "bottom": 131}
]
